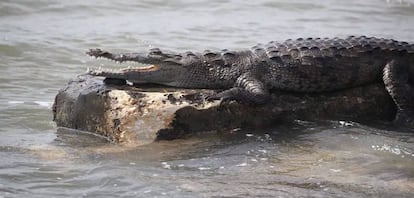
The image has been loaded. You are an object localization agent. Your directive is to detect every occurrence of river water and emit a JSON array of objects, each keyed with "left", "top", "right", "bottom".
[{"left": 1, "top": 0, "right": 414, "bottom": 197}]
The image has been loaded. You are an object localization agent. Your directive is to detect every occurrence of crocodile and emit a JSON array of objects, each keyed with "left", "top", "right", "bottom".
[{"left": 86, "top": 36, "right": 414, "bottom": 126}]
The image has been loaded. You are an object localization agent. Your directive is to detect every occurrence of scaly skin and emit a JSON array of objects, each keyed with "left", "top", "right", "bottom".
[{"left": 86, "top": 36, "right": 414, "bottom": 126}]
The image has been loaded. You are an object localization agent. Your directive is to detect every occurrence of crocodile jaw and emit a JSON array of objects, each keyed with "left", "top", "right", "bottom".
[{"left": 87, "top": 64, "right": 186, "bottom": 85}]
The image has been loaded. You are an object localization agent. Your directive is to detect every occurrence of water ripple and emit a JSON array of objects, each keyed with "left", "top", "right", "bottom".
[{"left": 1, "top": 0, "right": 414, "bottom": 197}]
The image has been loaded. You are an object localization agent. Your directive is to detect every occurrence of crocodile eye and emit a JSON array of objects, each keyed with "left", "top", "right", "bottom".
[{"left": 149, "top": 48, "right": 163, "bottom": 56}]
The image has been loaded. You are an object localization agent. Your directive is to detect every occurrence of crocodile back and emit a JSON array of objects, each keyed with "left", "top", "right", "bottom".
[{"left": 251, "top": 36, "right": 414, "bottom": 92}]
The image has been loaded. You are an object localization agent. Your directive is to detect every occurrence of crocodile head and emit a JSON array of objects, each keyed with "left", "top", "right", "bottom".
[{"left": 86, "top": 48, "right": 197, "bottom": 86}]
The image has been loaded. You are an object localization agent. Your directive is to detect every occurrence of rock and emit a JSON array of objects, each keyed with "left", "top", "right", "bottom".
[{"left": 53, "top": 75, "right": 396, "bottom": 145}]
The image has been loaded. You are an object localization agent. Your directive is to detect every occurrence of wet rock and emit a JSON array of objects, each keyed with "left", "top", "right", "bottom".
[{"left": 53, "top": 75, "right": 395, "bottom": 145}]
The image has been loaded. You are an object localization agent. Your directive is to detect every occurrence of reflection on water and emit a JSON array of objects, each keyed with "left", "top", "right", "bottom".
[{"left": 1, "top": 0, "right": 414, "bottom": 197}]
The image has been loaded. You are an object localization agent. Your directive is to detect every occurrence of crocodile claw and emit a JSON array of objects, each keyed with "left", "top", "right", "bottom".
[
  {"left": 203, "top": 91, "right": 220, "bottom": 101},
  {"left": 204, "top": 91, "right": 237, "bottom": 106}
]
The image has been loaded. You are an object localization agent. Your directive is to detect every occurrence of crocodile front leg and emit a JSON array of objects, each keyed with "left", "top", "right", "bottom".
[
  {"left": 383, "top": 59, "right": 414, "bottom": 127},
  {"left": 208, "top": 73, "right": 270, "bottom": 105}
]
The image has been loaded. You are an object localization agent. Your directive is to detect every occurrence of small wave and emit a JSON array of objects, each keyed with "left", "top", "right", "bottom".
[
  {"left": 34, "top": 101, "right": 53, "bottom": 108},
  {"left": 7, "top": 101, "right": 24, "bottom": 104},
  {"left": 7, "top": 100, "right": 53, "bottom": 108}
]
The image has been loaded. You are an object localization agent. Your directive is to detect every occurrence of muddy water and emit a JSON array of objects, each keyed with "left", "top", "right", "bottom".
[{"left": 1, "top": 0, "right": 414, "bottom": 197}]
